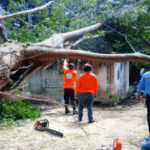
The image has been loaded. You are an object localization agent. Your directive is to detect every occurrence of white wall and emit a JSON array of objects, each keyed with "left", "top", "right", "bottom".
[
  {"left": 97, "top": 66, "right": 107, "bottom": 92},
  {"left": 24, "top": 61, "right": 129, "bottom": 102},
  {"left": 114, "top": 62, "right": 129, "bottom": 94},
  {"left": 24, "top": 62, "right": 64, "bottom": 100}
]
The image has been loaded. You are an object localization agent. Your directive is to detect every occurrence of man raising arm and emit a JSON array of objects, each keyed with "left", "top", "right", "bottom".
[{"left": 63, "top": 59, "right": 78, "bottom": 115}]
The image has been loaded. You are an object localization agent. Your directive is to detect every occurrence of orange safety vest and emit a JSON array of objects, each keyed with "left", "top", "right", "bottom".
[
  {"left": 76, "top": 72, "right": 98, "bottom": 94},
  {"left": 63, "top": 68, "right": 77, "bottom": 88}
]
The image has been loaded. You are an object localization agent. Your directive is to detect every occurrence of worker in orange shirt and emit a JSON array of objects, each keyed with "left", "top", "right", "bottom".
[
  {"left": 63, "top": 59, "right": 78, "bottom": 115},
  {"left": 76, "top": 63, "right": 98, "bottom": 123}
]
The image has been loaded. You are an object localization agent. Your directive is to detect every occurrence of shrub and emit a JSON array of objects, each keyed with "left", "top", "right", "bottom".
[{"left": 0, "top": 97, "right": 42, "bottom": 127}]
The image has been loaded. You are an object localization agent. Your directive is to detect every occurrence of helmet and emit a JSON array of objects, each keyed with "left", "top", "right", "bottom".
[{"left": 84, "top": 63, "right": 92, "bottom": 72}]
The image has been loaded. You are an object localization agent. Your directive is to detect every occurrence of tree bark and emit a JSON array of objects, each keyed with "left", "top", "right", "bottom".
[
  {"left": 0, "top": 91, "right": 61, "bottom": 106},
  {"left": 0, "top": 39, "right": 150, "bottom": 92},
  {"left": 0, "top": 24, "right": 8, "bottom": 42}
]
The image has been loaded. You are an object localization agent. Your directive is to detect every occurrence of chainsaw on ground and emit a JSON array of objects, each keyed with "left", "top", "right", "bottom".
[{"left": 34, "top": 119, "right": 64, "bottom": 137}]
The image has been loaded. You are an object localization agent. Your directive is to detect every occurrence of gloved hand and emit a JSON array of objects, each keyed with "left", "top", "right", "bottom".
[{"left": 136, "top": 94, "right": 141, "bottom": 102}]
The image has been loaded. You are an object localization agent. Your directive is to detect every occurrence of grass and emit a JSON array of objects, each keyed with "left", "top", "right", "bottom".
[{"left": 0, "top": 96, "right": 42, "bottom": 127}]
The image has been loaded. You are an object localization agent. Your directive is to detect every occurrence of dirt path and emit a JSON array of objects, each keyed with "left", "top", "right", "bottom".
[{"left": 0, "top": 100, "right": 148, "bottom": 150}]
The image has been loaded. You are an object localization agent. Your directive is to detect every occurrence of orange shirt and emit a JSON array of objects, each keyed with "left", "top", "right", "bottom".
[
  {"left": 76, "top": 72, "right": 98, "bottom": 94},
  {"left": 63, "top": 68, "right": 77, "bottom": 88}
]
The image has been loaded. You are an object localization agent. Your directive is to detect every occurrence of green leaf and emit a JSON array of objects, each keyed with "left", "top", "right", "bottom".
[
  {"left": 96, "top": 30, "right": 101, "bottom": 34},
  {"left": 86, "top": 33, "right": 93, "bottom": 38}
]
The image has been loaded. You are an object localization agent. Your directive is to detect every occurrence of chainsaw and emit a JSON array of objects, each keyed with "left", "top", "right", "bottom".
[{"left": 34, "top": 119, "right": 64, "bottom": 137}]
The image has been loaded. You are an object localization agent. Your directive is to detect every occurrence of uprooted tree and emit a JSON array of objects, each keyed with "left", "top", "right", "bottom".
[{"left": 0, "top": 0, "right": 150, "bottom": 103}]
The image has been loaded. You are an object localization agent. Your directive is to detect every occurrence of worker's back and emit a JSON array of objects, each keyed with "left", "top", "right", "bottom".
[
  {"left": 76, "top": 72, "right": 98, "bottom": 93},
  {"left": 64, "top": 68, "right": 77, "bottom": 88}
]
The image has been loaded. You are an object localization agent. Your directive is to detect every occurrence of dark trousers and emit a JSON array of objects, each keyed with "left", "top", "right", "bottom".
[
  {"left": 78, "top": 93, "right": 94, "bottom": 122},
  {"left": 64, "top": 88, "right": 76, "bottom": 110},
  {"left": 146, "top": 94, "right": 150, "bottom": 133}
]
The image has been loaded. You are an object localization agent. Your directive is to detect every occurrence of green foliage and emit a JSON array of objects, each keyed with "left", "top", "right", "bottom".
[
  {"left": 17, "top": 88, "right": 22, "bottom": 92},
  {"left": 4, "top": 0, "right": 70, "bottom": 42},
  {"left": 110, "top": 93, "right": 122, "bottom": 106},
  {"left": 4, "top": 0, "right": 150, "bottom": 53},
  {"left": 29, "top": 0, "right": 45, "bottom": 6},
  {"left": 78, "top": 59, "right": 81, "bottom": 63},
  {"left": 0, "top": 97, "right": 42, "bottom": 127},
  {"left": 110, "top": 91, "right": 131, "bottom": 106},
  {"left": 34, "top": 8, "right": 49, "bottom": 22},
  {"left": 19, "top": 17, "right": 26, "bottom": 23},
  {"left": 8, "top": 0, "right": 17, "bottom": 13},
  {"left": 86, "top": 33, "right": 93, "bottom": 38}
]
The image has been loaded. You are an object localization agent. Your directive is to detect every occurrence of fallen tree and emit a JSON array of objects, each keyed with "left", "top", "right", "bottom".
[{"left": 0, "top": 0, "right": 150, "bottom": 103}]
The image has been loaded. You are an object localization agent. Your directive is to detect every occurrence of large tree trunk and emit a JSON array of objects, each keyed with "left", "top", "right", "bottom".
[
  {"left": 0, "top": 1, "right": 150, "bottom": 103},
  {"left": 1, "top": 38, "right": 150, "bottom": 92}
]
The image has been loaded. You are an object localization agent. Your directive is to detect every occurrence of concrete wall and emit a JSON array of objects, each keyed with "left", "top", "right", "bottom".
[
  {"left": 24, "top": 60, "right": 129, "bottom": 103},
  {"left": 95, "top": 63, "right": 114, "bottom": 102},
  {"left": 114, "top": 62, "right": 129, "bottom": 95},
  {"left": 24, "top": 62, "right": 64, "bottom": 100}
]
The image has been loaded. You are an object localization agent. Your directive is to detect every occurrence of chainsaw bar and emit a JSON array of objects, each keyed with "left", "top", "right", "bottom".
[
  {"left": 35, "top": 127, "right": 64, "bottom": 137},
  {"left": 43, "top": 128, "right": 64, "bottom": 137}
]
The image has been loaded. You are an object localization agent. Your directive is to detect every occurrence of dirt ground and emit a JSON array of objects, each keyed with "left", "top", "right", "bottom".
[{"left": 0, "top": 98, "right": 148, "bottom": 150}]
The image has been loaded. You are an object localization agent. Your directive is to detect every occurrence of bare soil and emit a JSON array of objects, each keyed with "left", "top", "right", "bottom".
[{"left": 0, "top": 98, "right": 148, "bottom": 150}]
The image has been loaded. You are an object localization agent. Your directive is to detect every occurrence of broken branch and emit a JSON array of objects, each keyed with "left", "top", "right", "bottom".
[
  {"left": 71, "top": 30, "right": 113, "bottom": 49},
  {"left": 24, "top": 47, "right": 150, "bottom": 63}
]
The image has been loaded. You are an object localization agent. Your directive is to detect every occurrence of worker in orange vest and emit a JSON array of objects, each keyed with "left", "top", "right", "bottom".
[
  {"left": 76, "top": 63, "right": 98, "bottom": 123},
  {"left": 63, "top": 59, "right": 78, "bottom": 115}
]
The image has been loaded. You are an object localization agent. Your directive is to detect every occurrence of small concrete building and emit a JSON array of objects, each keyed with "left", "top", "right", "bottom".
[{"left": 24, "top": 59, "right": 129, "bottom": 104}]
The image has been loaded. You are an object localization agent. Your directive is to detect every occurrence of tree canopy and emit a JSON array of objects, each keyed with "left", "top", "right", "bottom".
[{"left": 1, "top": 0, "right": 150, "bottom": 55}]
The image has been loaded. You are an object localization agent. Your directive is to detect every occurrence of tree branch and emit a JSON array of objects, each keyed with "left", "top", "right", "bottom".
[
  {"left": 71, "top": 35, "right": 102, "bottom": 49},
  {"left": 62, "top": 23, "right": 104, "bottom": 42},
  {"left": 0, "top": 91, "right": 61, "bottom": 106},
  {"left": 30, "top": 23, "right": 104, "bottom": 48},
  {"left": 0, "top": 1, "right": 53, "bottom": 21},
  {"left": 6, "top": 63, "right": 42, "bottom": 92},
  {"left": 24, "top": 46, "right": 150, "bottom": 63},
  {"left": 71, "top": 30, "right": 113, "bottom": 49},
  {"left": 0, "top": 1, "right": 79, "bottom": 22},
  {"left": 10, "top": 64, "right": 34, "bottom": 82},
  {"left": 41, "top": 62, "right": 53, "bottom": 70}
]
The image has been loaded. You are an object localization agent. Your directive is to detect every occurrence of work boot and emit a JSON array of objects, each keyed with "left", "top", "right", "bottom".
[
  {"left": 65, "top": 106, "right": 70, "bottom": 114},
  {"left": 73, "top": 107, "right": 78, "bottom": 115},
  {"left": 73, "top": 110, "right": 78, "bottom": 115},
  {"left": 89, "top": 120, "right": 95, "bottom": 123},
  {"left": 79, "top": 117, "right": 82, "bottom": 121}
]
